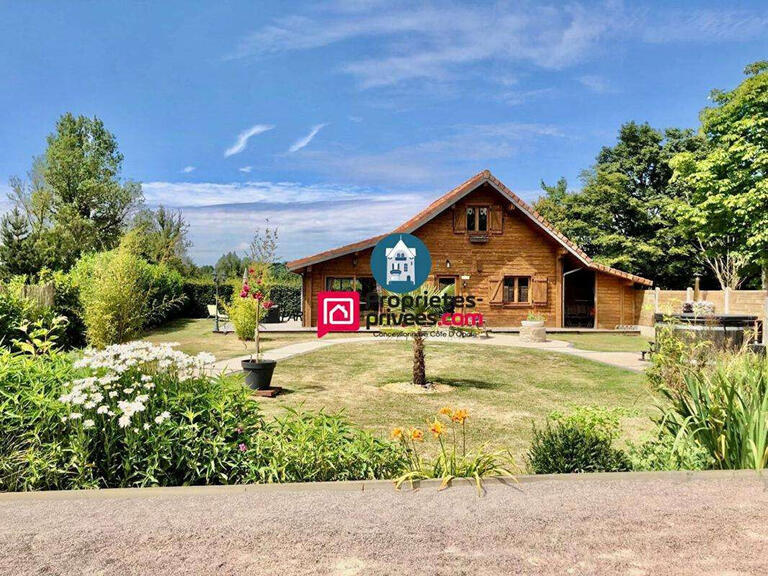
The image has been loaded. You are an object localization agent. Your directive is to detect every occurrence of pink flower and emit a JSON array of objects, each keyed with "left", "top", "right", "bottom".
[
  {"left": 249, "top": 268, "right": 254, "bottom": 274},
  {"left": 262, "top": 300, "right": 273, "bottom": 310},
  {"left": 253, "top": 291, "right": 263, "bottom": 301},
  {"left": 239, "top": 290, "right": 248, "bottom": 298},
  {"left": 236, "top": 427, "right": 243, "bottom": 434},
  {"left": 242, "top": 284, "right": 250, "bottom": 293},
  {"left": 238, "top": 443, "right": 247, "bottom": 452}
]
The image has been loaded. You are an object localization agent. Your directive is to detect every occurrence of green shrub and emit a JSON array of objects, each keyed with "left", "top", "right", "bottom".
[
  {"left": 655, "top": 350, "right": 768, "bottom": 470},
  {"left": 549, "top": 405, "right": 630, "bottom": 442},
  {"left": 71, "top": 248, "right": 184, "bottom": 347},
  {"left": 628, "top": 431, "right": 714, "bottom": 471},
  {"left": 0, "top": 342, "right": 403, "bottom": 490},
  {"left": 527, "top": 421, "right": 632, "bottom": 474},
  {"left": 0, "top": 287, "right": 28, "bottom": 347}
]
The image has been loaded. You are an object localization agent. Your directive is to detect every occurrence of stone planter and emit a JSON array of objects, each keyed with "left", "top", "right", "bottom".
[{"left": 520, "top": 320, "right": 546, "bottom": 343}]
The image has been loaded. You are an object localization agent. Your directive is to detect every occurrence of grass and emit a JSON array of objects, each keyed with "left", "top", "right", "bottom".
[
  {"left": 144, "top": 318, "right": 362, "bottom": 360},
  {"left": 554, "top": 333, "right": 651, "bottom": 353},
  {"left": 242, "top": 340, "right": 655, "bottom": 463}
]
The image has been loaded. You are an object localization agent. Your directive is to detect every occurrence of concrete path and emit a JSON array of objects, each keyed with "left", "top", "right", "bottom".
[
  {"left": 213, "top": 333, "right": 647, "bottom": 374},
  {"left": 2, "top": 471, "right": 766, "bottom": 575}
]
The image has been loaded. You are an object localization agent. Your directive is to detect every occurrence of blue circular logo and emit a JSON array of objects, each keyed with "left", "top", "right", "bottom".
[{"left": 371, "top": 233, "right": 431, "bottom": 294}]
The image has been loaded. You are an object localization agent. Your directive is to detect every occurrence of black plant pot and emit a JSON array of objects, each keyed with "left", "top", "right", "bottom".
[{"left": 241, "top": 359, "right": 277, "bottom": 390}]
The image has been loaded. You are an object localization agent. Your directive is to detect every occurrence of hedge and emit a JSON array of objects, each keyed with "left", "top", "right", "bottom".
[
  {"left": 181, "top": 280, "right": 300, "bottom": 320},
  {"left": 181, "top": 280, "right": 234, "bottom": 318}
]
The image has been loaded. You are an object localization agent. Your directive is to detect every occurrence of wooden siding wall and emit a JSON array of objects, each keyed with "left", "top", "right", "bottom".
[
  {"left": 301, "top": 184, "right": 637, "bottom": 328},
  {"left": 594, "top": 273, "right": 636, "bottom": 329}
]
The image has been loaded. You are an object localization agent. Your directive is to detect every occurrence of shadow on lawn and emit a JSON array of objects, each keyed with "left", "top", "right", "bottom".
[{"left": 430, "top": 377, "right": 502, "bottom": 390}]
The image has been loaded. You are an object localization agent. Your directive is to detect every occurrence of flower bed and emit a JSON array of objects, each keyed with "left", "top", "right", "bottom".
[{"left": 0, "top": 342, "right": 403, "bottom": 491}]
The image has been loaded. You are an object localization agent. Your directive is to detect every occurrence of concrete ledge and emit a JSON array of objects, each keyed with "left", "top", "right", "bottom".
[{"left": 1, "top": 469, "right": 763, "bottom": 502}]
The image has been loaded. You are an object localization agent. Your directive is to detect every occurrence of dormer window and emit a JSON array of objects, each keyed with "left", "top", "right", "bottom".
[{"left": 466, "top": 206, "right": 488, "bottom": 232}]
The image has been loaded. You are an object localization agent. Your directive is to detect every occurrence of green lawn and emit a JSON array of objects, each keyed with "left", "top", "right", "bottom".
[
  {"left": 553, "top": 333, "right": 651, "bottom": 352},
  {"left": 243, "top": 340, "right": 656, "bottom": 463},
  {"left": 144, "top": 318, "right": 367, "bottom": 360},
  {"left": 143, "top": 318, "right": 317, "bottom": 360}
]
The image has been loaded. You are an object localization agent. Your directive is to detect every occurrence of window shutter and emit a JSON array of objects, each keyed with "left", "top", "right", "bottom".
[
  {"left": 490, "top": 205, "right": 503, "bottom": 234},
  {"left": 489, "top": 277, "right": 503, "bottom": 304},
  {"left": 532, "top": 276, "right": 548, "bottom": 305},
  {"left": 452, "top": 206, "right": 466, "bottom": 234}
]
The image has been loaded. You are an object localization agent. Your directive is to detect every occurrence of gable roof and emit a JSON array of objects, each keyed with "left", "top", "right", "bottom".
[{"left": 287, "top": 170, "right": 652, "bottom": 286}]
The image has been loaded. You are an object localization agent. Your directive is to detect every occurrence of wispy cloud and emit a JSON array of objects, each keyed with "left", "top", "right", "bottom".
[
  {"left": 288, "top": 123, "right": 328, "bottom": 153},
  {"left": 577, "top": 75, "right": 615, "bottom": 94},
  {"left": 239, "top": 166, "right": 253, "bottom": 173},
  {"left": 232, "top": 3, "right": 768, "bottom": 89},
  {"left": 224, "top": 124, "right": 274, "bottom": 157},
  {"left": 292, "top": 122, "right": 565, "bottom": 187},
  {"left": 180, "top": 165, "right": 196, "bottom": 173},
  {"left": 642, "top": 9, "right": 768, "bottom": 43}
]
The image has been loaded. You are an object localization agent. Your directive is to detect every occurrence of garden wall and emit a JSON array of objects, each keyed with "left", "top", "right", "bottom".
[{"left": 634, "top": 288, "right": 767, "bottom": 327}]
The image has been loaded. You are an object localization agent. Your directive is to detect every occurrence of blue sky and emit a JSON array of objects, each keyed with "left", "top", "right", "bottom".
[{"left": 1, "top": 1, "right": 766, "bottom": 264}]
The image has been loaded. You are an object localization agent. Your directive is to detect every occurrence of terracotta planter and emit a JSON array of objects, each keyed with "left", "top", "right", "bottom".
[{"left": 241, "top": 359, "right": 277, "bottom": 390}]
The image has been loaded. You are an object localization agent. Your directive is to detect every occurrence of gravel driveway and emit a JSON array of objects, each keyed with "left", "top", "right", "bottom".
[{"left": 1, "top": 471, "right": 766, "bottom": 575}]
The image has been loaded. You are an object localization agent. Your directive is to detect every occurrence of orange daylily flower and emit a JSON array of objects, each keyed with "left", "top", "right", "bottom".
[
  {"left": 391, "top": 427, "right": 403, "bottom": 440},
  {"left": 451, "top": 409, "right": 469, "bottom": 424},
  {"left": 439, "top": 406, "right": 453, "bottom": 417},
  {"left": 429, "top": 419, "right": 444, "bottom": 438},
  {"left": 410, "top": 428, "right": 424, "bottom": 441}
]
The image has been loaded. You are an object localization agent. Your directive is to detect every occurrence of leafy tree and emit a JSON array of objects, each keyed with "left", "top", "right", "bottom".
[
  {"left": 670, "top": 61, "right": 768, "bottom": 289},
  {"left": 0, "top": 207, "right": 38, "bottom": 278},
  {"left": 21, "top": 113, "right": 143, "bottom": 271},
  {"left": 215, "top": 251, "right": 243, "bottom": 280},
  {"left": 534, "top": 122, "right": 706, "bottom": 288},
  {"left": 131, "top": 206, "right": 191, "bottom": 271}
]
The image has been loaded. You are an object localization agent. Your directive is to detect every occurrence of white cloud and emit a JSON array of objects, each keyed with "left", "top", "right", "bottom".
[
  {"left": 142, "top": 180, "right": 385, "bottom": 208},
  {"left": 577, "top": 75, "right": 615, "bottom": 94},
  {"left": 233, "top": 3, "right": 627, "bottom": 88},
  {"left": 181, "top": 166, "right": 196, "bottom": 173},
  {"left": 288, "top": 123, "right": 328, "bottom": 153},
  {"left": 139, "top": 179, "right": 430, "bottom": 264},
  {"left": 224, "top": 124, "right": 274, "bottom": 157},
  {"left": 231, "top": 3, "right": 768, "bottom": 89},
  {"left": 642, "top": 9, "right": 768, "bottom": 43},
  {"left": 239, "top": 166, "right": 253, "bottom": 173},
  {"left": 292, "top": 122, "right": 565, "bottom": 186}
]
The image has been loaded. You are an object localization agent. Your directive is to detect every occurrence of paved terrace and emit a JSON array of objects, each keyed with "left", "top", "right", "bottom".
[{"left": 1, "top": 471, "right": 766, "bottom": 575}]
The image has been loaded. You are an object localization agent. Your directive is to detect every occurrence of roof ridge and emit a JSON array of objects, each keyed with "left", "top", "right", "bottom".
[{"left": 286, "top": 171, "right": 652, "bottom": 286}]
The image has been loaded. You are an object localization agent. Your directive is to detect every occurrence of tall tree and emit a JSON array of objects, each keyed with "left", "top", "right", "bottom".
[
  {"left": 534, "top": 122, "right": 705, "bottom": 288},
  {"left": 670, "top": 61, "right": 768, "bottom": 289},
  {"left": 0, "top": 207, "right": 39, "bottom": 278},
  {"left": 43, "top": 113, "right": 143, "bottom": 268},
  {"left": 131, "top": 206, "right": 191, "bottom": 271},
  {"left": 215, "top": 251, "right": 243, "bottom": 279}
]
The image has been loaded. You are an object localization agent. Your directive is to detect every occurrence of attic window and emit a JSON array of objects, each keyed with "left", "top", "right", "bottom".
[{"left": 466, "top": 206, "right": 488, "bottom": 232}]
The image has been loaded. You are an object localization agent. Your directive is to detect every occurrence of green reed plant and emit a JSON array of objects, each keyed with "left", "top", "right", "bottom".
[{"left": 657, "top": 351, "right": 768, "bottom": 470}]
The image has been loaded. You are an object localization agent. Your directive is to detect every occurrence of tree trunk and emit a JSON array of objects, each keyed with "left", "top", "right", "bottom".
[{"left": 412, "top": 328, "right": 427, "bottom": 387}]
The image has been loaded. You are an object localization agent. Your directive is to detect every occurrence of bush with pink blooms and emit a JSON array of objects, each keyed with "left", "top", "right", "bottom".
[{"left": 225, "top": 266, "right": 275, "bottom": 360}]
